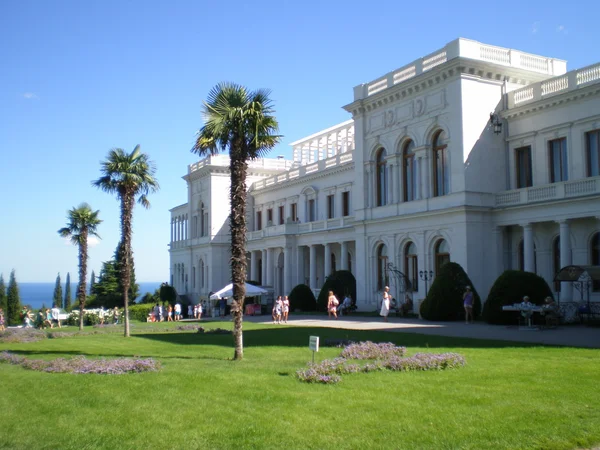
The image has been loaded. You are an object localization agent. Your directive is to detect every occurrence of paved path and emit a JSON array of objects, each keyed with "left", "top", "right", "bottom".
[{"left": 243, "top": 314, "right": 600, "bottom": 348}]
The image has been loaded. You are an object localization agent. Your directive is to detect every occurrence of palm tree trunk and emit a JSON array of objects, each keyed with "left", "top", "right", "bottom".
[
  {"left": 78, "top": 228, "right": 88, "bottom": 331},
  {"left": 229, "top": 154, "right": 248, "bottom": 360},
  {"left": 120, "top": 193, "right": 134, "bottom": 337}
]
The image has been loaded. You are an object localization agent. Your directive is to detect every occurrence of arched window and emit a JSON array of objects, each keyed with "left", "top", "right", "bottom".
[
  {"left": 376, "top": 148, "right": 387, "bottom": 206},
  {"left": 377, "top": 244, "right": 389, "bottom": 291},
  {"left": 192, "top": 266, "right": 196, "bottom": 289},
  {"left": 518, "top": 240, "right": 537, "bottom": 272},
  {"left": 200, "top": 203, "right": 205, "bottom": 236},
  {"left": 403, "top": 140, "right": 416, "bottom": 202},
  {"left": 200, "top": 260, "right": 205, "bottom": 288},
  {"left": 432, "top": 131, "right": 449, "bottom": 197},
  {"left": 404, "top": 242, "right": 418, "bottom": 292},
  {"left": 591, "top": 233, "right": 600, "bottom": 291},
  {"left": 435, "top": 239, "right": 450, "bottom": 275},
  {"left": 553, "top": 237, "right": 561, "bottom": 292}
]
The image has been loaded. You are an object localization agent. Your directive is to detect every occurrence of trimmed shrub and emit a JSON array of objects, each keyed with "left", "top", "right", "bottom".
[
  {"left": 483, "top": 270, "right": 553, "bottom": 324},
  {"left": 159, "top": 284, "right": 177, "bottom": 304},
  {"left": 420, "top": 262, "right": 481, "bottom": 321},
  {"left": 317, "top": 270, "right": 357, "bottom": 312},
  {"left": 128, "top": 304, "right": 155, "bottom": 322},
  {"left": 289, "top": 284, "right": 317, "bottom": 312}
]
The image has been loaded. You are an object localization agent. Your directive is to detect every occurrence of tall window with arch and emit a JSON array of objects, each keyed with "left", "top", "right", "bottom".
[
  {"left": 377, "top": 244, "right": 389, "bottom": 291},
  {"left": 200, "top": 260, "right": 205, "bottom": 288},
  {"left": 192, "top": 266, "right": 196, "bottom": 289},
  {"left": 403, "top": 140, "right": 416, "bottom": 202},
  {"left": 404, "top": 242, "right": 418, "bottom": 292},
  {"left": 432, "top": 130, "right": 449, "bottom": 197},
  {"left": 591, "top": 232, "right": 600, "bottom": 291},
  {"left": 200, "top": 203, "right": 205, "bottom": 236},
  {"left": 434, "top": 239, "right": 450, "bottom": 276},
  {"left": 376, "top": 148, "right": 387, "bottom": 206}
]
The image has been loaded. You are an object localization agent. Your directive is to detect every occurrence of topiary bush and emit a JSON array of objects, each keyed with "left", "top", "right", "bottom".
[
  {"left": 289, "top": 284, "right": 317, "bottom": 312},
  {"left": 419, "top": 262, "right": 481, "bottom": 321},
  {"left": 128, "top": 304, "right": 155, "bottom": 322},
  {"left": 316, "top": 270, "right": 357, "bottom": 312},
  {"left": 159, "top": 284, "right": 177, "bottom": 304},
  {"left": 483, "top": 270, "right": 553, "bottom": 324}
]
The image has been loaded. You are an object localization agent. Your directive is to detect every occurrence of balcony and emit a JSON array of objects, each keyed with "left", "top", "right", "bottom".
[
  {"left": 508, "top": 62, "right": 600, "bottom": 109},
  {"left": 247, "top": 216, "right": 355, "bottom": 241},
  {"left": 495, "top": 177, "right": 600, "bottom": 207}
]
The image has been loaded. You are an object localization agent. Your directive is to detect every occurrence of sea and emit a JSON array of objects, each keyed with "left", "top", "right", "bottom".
[{"left": 16, "top": 282, "right": 162, "bottom": 310}]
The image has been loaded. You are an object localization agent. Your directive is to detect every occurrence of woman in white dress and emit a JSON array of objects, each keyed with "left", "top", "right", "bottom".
[{"left": 380, "top": 286, "right": 391, "bottom": 322}]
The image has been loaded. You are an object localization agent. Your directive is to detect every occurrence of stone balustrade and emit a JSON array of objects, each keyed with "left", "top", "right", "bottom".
[
  {"left": 495, "top": 177, "right": 600, "bottom": 207},
  {"left": 354, "top": 38, "right": 566, "bottom": 100},
  {"left": 508, "top": 62, "right": 600, "bottom": 108},
  {"left": 247, "top": 216, "right": 355, "bottom": 241},
  {"left": 188, "top": 154, "right": 295, "bottom": 174}
]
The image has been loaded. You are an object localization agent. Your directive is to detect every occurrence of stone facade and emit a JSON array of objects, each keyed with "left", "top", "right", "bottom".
[{"left": 169, "top": 38, "right": 600, "bottom": 314}]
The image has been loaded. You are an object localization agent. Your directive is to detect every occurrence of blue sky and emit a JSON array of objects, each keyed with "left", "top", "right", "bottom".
[{"left": 1, "top": 0, "right": 598, "bottom": 282}]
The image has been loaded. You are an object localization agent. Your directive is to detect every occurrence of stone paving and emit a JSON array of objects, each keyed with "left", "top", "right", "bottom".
[{"left": 242, "top": 314, "right": 600, "bottom": 348}]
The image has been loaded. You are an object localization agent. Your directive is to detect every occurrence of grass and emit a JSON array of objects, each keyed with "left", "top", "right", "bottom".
[{"left": 1, "top": 321, "right": 599, "bottom": 450}]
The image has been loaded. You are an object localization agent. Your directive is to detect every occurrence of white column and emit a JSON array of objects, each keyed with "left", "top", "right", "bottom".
[
  {"left": 387, "top": 163, "right": 393, "bottom": 205},
  {"left": 250, "top": 251, "right": 258, "bottom": 282},
  {"left": 261, "top": 249, "right": 267, "bottom": 285},
  {"left": 170, "top": 219, "right": 174, "bottom": 242},
  {"left": 523, "top": 224, "right": 535, "bottom": 273},
  {"left": 365, "top": 165, "right": 371, "bottom": 208},
  {"left": 297, "top": 246, "right": 305, "bottom": 286},
  {"left": 341, "top": 241, "right": 348, "bottom": 270},
  {"left": 558, "top": 220, "right": 573, "bottom": 301},
  {"left": 324, "top": 243, "right": 331, "bottom": 278},
  {"left": 415, "top": 158, "right": 421, "bottom": 200},
  {"left": 284, "top": 246, "right": 292, "bottom": 295},
  {"left": 309, "top": 245, "right": 317, "bottom": 289},
  {"left": 266, "top": 248, "right": 273, "bottom": 286},
  {"left": 392, "top": 159, "right": 400, "bottom": 204}
]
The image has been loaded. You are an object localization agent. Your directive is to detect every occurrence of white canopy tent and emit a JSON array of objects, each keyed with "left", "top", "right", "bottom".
[{"left": 209, "top": 283, "right": 268, "bottom": 300}]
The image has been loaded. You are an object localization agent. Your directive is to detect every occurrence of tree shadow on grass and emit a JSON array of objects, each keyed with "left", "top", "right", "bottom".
[
  {"left": 133, "top": 327, "right": 548, "bottom": 350},
  {"left": 6, "top": 349, "right": 227, "bottom": 361}
]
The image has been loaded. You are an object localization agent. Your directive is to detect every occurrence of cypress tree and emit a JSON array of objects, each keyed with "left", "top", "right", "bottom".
[
  {"left": 6, "top": 269, "right": 22, "bottom": 326},
  {"left": 64, "top": 272, "right": 72, "bottom": 310},
  {"left": 0, "top": 274, "right": 7, "bottom": 315},
  {"left": 89, "top": 270, "right": 96, "bottom": 294},
  {"left": 53, "top": 273, "right": 62, "bottom": 309}
]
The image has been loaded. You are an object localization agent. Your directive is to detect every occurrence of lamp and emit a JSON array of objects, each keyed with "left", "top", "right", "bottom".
[{"left": 490, "top": 113, "right": 502, "bottom": 135}]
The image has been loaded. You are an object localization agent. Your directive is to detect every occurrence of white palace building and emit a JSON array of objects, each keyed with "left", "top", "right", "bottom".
[{"left": 169, "top": 38, "right": 600, "bottom": 314}]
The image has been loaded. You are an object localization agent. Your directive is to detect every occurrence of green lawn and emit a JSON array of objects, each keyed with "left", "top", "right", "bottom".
[{"left": 1, "top": 321, "right": 599, "bottom": 450}]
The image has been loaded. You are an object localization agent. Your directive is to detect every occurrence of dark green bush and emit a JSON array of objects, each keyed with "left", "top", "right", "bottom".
[
  {"left": 419, "top": 262, "right": 481, "bottom": 321},
  {"left": 128, "top": 304, "right": 155, "bottom": 322},
  {"left": 316, "top": 270, "right": 357, "bottom": 312},
  {"left": 289, "top": 284, "right": 317, "bottom": 312},
  {"left": 483, "top": 270, "right": 553, "bottom": 324},
  {"left": 159, "top": 284, "right": 177, "bottom": 304}
]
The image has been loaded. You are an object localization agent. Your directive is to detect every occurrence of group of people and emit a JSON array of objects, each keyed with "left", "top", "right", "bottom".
[
  {"left": 21, "top": 305, "right": 63, "bottom": 329},
  {"left": 379, "top": 287, "right": 414, "bottom": 322},
  {"left": 148, "top": 302, "right": 204, "bottom": 322},
  {"left": 271, "top": 296, "right": 290, "bottom": 324},
  {"left": 327, "top": 292, "right": 354, "bottom": 319}
]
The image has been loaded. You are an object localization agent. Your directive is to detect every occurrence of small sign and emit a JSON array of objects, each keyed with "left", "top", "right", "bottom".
[{"left": 309, "top": 336, "right": 319, "bottom": 352}]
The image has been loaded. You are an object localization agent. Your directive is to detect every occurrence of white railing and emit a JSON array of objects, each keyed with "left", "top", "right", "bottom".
[
  {"left": 509, "top": 62, "right": 600, "bottom": 108},
  {"left": 252, "top": 152, "right": 354, "bottom": 192},
  {"left": 354, "top": 38, "right": 566, "bottom": 100},
  {"left": 495, "top": 177, "right": 600, "bottom": 206},
  {"left": 246, "top": 216, "right": 355, "bottom": 240},
  {"left": 189, "top": 154, "right": 295, "bottom": 174}
]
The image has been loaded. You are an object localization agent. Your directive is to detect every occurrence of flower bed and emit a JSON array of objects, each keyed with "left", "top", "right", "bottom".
[
  {"left": 0, "top": 328, "right": 47, "bottom": 343},
  {"left": 296, "top": 341, "right": 465, "bottom": 384},
  {"left": 0, "top": 351, "right": 160, "bottom": 375}
]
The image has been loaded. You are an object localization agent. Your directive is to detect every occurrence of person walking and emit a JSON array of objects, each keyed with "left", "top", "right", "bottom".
[
  {"left": 463, "top": 286, "right": 474, "bottom": 324},
  {"left": 327, "top": 291, "right": 339, "bottom": 320},
  {"left": 282, "top": 296, "right": 290, "bottom": 323},
  {"left": 380, "top": 286, "right": 390, "bottom": 322}
]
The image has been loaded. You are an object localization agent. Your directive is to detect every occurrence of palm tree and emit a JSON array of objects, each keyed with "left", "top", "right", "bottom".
[
  {"left": 58, "top": 203, "right": 102, "bottom": 331},
  {"left": 193, "top": 82, "right": 280, "bottom": 360},
  {"left": 93, "top": 145, "right": 159, "bottom": 337}
]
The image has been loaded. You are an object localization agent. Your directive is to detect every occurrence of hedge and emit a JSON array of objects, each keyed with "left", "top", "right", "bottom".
[
  {"left": 289, "top": 284, "right": 317, "bottom": 312},
  {"left": 483, "top": 270, "right": 553, "bottom": 324},
  {"left": 419, "top": 262, "right": 481, "bottom": 321},
  {"left": 316, "top": 270, "right": 357, "bottom": 312}
]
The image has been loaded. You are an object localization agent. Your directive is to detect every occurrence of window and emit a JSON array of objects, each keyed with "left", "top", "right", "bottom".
[
  {"left": 376, "top": 148, "right": 387, "bottom": 206},
  {"left": 278, "top": 206, "right": 284, "bottom": 225},
  {"left": 515, "top": 146, "right": 533, "bottom": 188},
  {"left": 403, "top": 140, "right": 416, "bottom": 202},
  {"left": 200, "top": 203, "right": 205, "bottom": 236},
  {"left": 327, "top": 194, "right": 335, "bottom": 219},
  {"left": 586, "top": 130, "right": 600, "bottom": 177},
  {"left": 591, "top": 233, "right": 600, "bottom": 291},
  {"left": 267, "top": 208, "right": 273, "bottom": 225},
  {"left": 435, "top": 239, "right": 450, "bottom": 275},
  {"left": 433, "top": 131, "right": 449, "bottom": 197},
  {"left": 192, "top": 266, "right": 196, "bottom": 289},
  {"left": 377, "top": 244, "right": 389, "bottom": 291},
  {"left": 342, "top": 191, "right": 350, "bottom": 216},
  {"left": 549, "top": 138, "right": 568, "bottom": 182},
  {"left": 518, "top": 240, "right": 537, "bottom": 272},
  {"left": 404, "top": 242, "right": 418, "bottom": 292},
  {"left": 256, "top": 211, "right": 262, "bottom": 231},
  {"left": 290, "top": 203, "right": 297, "bottom": 221},
  {"left": 308, "top": 199, "right": 315, "bottom": 222},
  {"left": 553, "top": 237, "right": 561, "bottom": 292},
  {"left": 258, "top": 258, "right": 263, "bottom": 285},
  {"left": 200, "top": 260, "right": 205, "bottom": 288}
]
